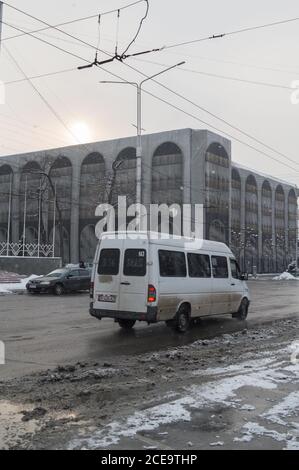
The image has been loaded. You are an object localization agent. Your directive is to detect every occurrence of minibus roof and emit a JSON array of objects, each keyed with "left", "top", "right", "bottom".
[{"left": 99, "top": 231, "right": 233, "bottom": 255}]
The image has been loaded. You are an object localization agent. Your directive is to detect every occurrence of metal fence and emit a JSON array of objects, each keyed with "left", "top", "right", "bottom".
[{"left": 0, "top": 242, "right": 54, "bottom": 258}]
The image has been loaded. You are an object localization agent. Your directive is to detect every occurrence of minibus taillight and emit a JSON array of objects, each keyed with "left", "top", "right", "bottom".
[
  {"left": 90, "top": 282, "right": 94, "bottom": 299},
  {"left": 148, "top": 285, "right": 156, "bottom": 303}
]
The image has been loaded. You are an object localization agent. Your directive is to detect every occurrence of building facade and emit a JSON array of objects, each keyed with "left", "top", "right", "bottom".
[{"left": 0, "top": 128, "right": 297, "bottom": 273}]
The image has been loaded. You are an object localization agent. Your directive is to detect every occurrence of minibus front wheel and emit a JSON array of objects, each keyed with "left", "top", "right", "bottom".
[
  {"left": 233, "top": 298, "right": 249, "bottom": 321},
  {"left": 118, "top": 319, "right": 136, "bottom": 329}
]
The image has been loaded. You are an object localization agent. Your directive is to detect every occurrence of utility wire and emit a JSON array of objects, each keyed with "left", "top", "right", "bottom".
[
  {"left": 3, "top": 61, "right": 293, "bottom": 91},
  {"left": 122, "top": 0, "right": 149, "bottom": 55},
  {"left": 1, "top": 1, "right": 160, "bottom": 69},
  {"left": 96, "top": 61, "right": 299, "bottom": 173},
  {"left": 1, "top": 0, "right": 145, "bottom": 41},
  {"left": 164, "top": 16, "right": 299, "bottom": 50},
  {"left": 2, "top": 14, "right": 299, "bottom": 175},
  {"left": 4, "top": 67, "right": 78, "bottom": 85},
  {"left": 131, "top": 57, "right": 292, "bottom": 90},
  {"left": 3, "top": 45, "right": 87, "bottom": 147}
]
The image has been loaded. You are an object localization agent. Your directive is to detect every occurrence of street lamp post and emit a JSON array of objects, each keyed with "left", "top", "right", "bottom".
[{"left": 100, "top": 61, "right": 185, "bottom": 206}]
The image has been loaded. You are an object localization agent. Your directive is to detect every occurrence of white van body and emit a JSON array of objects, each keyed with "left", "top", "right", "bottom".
[{"left": 90, "top": 231, "right": 250, "bottom": 331}]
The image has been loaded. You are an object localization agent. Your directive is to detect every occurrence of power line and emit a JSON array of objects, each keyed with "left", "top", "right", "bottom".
[
  {"left": 7, "top": 4, "right": 297, "bottom": 169},
  {"left": 3, "top": 45, "right": 88, "bottom": 148},
  {"left": 4, "top": 67, "right": 77, "bottom": 85},
  {"left": 1, "top": 20, "right": 94, "bottom": 63},
  {"left": 164, "top": 16, "right": 299, "bottom": 50},
  {"left": 1, "top": 1, "right": 160, "bottom": 70},
  {"left": 2, "top": 12, "right": 299, "bottom": 176},
  {"left": 122, "top": 0, "right": 149, "bottom": 56},
  {"left": 1, "top": 0, "right": 145, "bottom": 41},
  {"left": 131, "top": 57, "right": 292, "bottom": 90}
]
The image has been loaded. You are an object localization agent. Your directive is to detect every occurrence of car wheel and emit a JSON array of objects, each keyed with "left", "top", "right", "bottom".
[
  {"left": 54, "top": 284, "right": 64, "bottom": 296},
  {"left": 173, "top": 306, "right": 190, "bottom": 333},
  {"left": 118, "top": 319, "right": 136, "bottom": 329},
  {"left": 233, "top": 299, "right": 249, "bottom": 320}
]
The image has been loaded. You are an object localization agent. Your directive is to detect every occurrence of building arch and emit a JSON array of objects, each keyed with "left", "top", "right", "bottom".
[
  {"left": 261, "top": 180, "right": 272, "bottom": 272},
  {"left": 0, "top": 165, "right": 13, "bottom": 229},
  {"left": 244, "top": 174, "right": 258, "bottom": 273},
  {"left": 19, "top": 161, "right": 43, "bottom": 244},
  {"left": 79, "top": 224, "right": 97, "bottom": 263},
  {"left": 288, "top": 189, "right": 297, "bottom": 263},
  {"left": 275, "top": 185, "right": 285, "bottom": 271},
  {"left": 111, "top": 147, "right": 136, "bottom": 206},
  {"left": 48, "top": 225, "right": 70, "bottom": 262},
  {"left": 80, "top": 152, "right": 105, "bottom": 224},
  {"left": 151, "top": 142, "right": 183, "bottom": 207},
  {"left": 205, "top": 142, "right": 229, "bottom": 243},
  {"left": 231, "top": 168, "right": 241, "bottom": 260},
  {"left": 48, "top": 157, "right": 72, "bottom": 247},
  {"left": 0, "top": 164, "right": 13, "bottom": 176}
]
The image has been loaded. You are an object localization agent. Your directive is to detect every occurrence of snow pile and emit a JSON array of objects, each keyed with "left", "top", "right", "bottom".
[
  {"left": 0, "top": 275, "right": 38, "bottom": 295},
  {"left": 273, "top": 271, "right": 298, "bottom": 281}
]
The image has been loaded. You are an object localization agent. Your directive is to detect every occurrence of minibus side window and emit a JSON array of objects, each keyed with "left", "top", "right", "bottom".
[
  {"left": 124, "top": 249, "right": 147, "bottom": 276},
  {"left": 98, "top": 249, "right": 120, "bottom": 275},
  {"left": 159, "top": 250, "right": 187, "bottom": 277},
  {"left": 211, "top": 256, "right": 229, "bottom": 278},
  {"left": 187, "top": 253, "right": 211, "bottom": 278},
  {"left": 230, "top": 259, "right": 241, "bottom": 280}
]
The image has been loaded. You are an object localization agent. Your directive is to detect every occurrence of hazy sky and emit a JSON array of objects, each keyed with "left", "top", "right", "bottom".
[{"left": 1, "top": 0, "right": 299, "bottom": 185}]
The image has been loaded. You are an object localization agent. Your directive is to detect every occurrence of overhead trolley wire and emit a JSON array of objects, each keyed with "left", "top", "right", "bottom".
[
  {"left": 2, "top": 6, "right": 299, "bottom": 175},
  {"left": 163, "top": 16, "right": 299, "bottom": 50}
]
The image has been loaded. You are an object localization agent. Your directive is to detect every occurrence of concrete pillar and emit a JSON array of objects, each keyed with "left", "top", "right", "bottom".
[
  {"left": 257, "top": 182, "right": 263, "bottom": 273},
  {"left": 11, "top": 169, "right": 20, "bottom": 244},
  {"left": 70, "top": 162, "right": 80, "bottom": 263}
]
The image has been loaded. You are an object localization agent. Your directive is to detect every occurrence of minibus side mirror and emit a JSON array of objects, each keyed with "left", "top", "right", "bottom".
[{"left": 240, "top": 273, "right": 249, "bottom": 281}]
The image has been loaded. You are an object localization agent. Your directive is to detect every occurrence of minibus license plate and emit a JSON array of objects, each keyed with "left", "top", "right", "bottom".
[{"left": 98, "top": 294, "right": 116, "bottom": 303}]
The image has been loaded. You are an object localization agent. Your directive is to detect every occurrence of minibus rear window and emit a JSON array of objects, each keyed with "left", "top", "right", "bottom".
[
  {"left": 98, "top": 249, "right": 120, "bottom": 275},
  {"left": 211, "top": 256, "right": 229, "bottom": 278},
  {"left": 124, "top": 249, "right": 147, "bottom": 276},
  {"left": 159, "top": 250, "right": 187, "bottom": 277},
  {"left": 188, "top": 253, "right": 211, "bottom": 278}
]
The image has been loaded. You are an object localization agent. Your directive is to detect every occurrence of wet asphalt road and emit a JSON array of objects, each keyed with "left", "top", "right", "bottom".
[{"left": 1, "top": 280, "right": 299, "bottom": 380}]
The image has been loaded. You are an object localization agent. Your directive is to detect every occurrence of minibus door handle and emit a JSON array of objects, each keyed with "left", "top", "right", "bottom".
[
  {"left": 231, "top": 282, "right": 235, "bottom": 286},
  {"left": 121, "top": 281, "right": 131, "bottom": 286}
]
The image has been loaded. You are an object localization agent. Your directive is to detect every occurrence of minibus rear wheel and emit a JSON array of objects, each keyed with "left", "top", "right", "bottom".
[
  {"left": 233, "top": 299, "right": 249, "bottom": 321},
  {"left": 118, "top": 319, "right": 136, "bottom": 329},
  {"left": 174, "top": 305, "right": 191, "bottom": 333}
]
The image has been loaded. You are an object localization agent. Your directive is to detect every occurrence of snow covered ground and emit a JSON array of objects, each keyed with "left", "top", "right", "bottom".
[
  {"left": 0, "top": 275, "right": 38, "bottom": 295},
  {"left": 68, "top": 340, "right": 299, "bottom": 450},
  {"left": 273, "top": 272, "right": 299, "bottom": 281}
]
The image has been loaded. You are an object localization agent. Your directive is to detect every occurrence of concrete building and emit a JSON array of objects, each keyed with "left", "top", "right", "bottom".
[{"left": 0, "top": 128, "right": 297, "bottom": 273}]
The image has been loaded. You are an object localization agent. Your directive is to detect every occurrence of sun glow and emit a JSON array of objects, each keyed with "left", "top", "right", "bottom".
[{"left": 70, "top": 121, "right": 92, "bottom": 144}]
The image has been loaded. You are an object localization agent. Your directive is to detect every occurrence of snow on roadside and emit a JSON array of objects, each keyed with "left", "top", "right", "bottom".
[
  {"left": 273, "top": 272, "right": 299, "bottom": 281},
  {"left": 0, "top": 275, "right": 38, "bottom": 295},
  {"left": 68, "top": 346, "right": 299, "bottom": 450}
]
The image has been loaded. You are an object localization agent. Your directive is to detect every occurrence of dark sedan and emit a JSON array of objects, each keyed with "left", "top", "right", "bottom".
[{"left": 26, "top": 268, "right": 91, "bottom": 295}]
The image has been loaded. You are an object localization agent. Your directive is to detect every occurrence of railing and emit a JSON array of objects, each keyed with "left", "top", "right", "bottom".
[{"left": 0, "top": 242, "right": 54, "bottom": 258}]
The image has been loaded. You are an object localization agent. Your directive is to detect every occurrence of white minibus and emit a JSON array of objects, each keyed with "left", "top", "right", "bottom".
[{"left": 89, "top": 231, "right": 250, "bottom": 333}]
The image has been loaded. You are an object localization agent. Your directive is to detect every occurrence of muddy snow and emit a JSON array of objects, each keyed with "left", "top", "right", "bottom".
[{"left": 0, "top": 318, "right": 298, "bottom": 450}]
